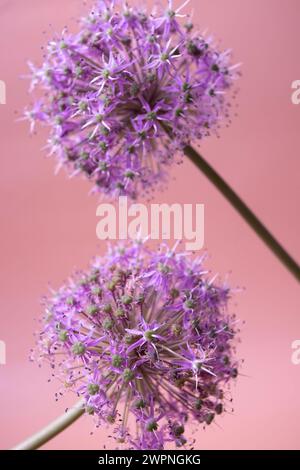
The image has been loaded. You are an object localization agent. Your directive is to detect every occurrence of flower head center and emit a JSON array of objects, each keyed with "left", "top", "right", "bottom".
[
  {"left": 88, "top": 383, "right": 99, "bottom": 395},
  {"left": 123, "top": 368, "right": 134, "bottom": 383},
  {"left": 72, "top": 342, "right": 86, "bottom": 356},
  {"left": 147, "top": 111, "right": 157, "bottom": 121},
  {"left": 192, "top": 359, "right": 203, "bottom": 373},
  {"left": 112, "top": 354, "right": 123, "bottom": 368},
  {"left": 167, "top": 9, "right": 175, "bottom": 19},
  {"left": 160, "top": 52, "right": 169, "bottom": 62},
  {"left": 146, "top": 419, "right": 158, "bottom": 432},
  {"left": 144, "top": 329, "right": 156, "bottom": 341},
  {"left": 96, "top": 114, "right": 104, "bottom": 123}
]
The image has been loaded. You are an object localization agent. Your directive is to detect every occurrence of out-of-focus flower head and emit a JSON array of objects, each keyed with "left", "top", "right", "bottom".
[
  {"left": 34, "top": 241, "right": 240, "bottom": 449},
  {"left": 26, "top": 0, "right": 239, "bottom": 198}
]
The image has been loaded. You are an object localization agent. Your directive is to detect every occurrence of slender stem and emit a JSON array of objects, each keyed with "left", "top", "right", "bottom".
[
  {"left": 184, "top": 145, "right": 300, "bottom": 282},
  {"left": 11, "top": 399, "right": 85, "bottom": 450}
]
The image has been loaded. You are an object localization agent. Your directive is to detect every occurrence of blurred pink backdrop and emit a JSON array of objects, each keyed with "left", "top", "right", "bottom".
[{"left": 0, "top": 0, "right": 299, "bottom": 450}]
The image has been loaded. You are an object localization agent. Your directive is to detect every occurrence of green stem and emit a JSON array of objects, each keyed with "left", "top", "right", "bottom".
[
  {"left": 184, "top": 145, "right": 300, "bottom": 282},
  {"left": 11, "top": 399, "right": 85, "bottom": 450}
]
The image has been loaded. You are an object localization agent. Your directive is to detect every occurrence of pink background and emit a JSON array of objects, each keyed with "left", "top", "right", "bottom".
[{"left": 0, "top": 0, "right": 299, "bottom": 450}]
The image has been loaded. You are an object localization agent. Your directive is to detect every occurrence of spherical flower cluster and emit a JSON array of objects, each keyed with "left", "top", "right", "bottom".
[
  {"left": 26, "top": 0, "right": 238, "bottom": 198},
  {"left": 35, "top": 241, "right": 239, "bottom": 449}
]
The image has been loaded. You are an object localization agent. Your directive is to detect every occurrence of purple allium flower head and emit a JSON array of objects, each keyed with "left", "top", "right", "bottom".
[
  {"left": 26, "top": 0, "right": 239, "bottom": 198},
  {"left": 34, "top": 241, "right": 240, "bottom": 449}
]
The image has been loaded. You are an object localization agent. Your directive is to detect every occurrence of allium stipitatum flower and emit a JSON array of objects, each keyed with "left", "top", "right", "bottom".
[
  {"left": 26, "top": 0, "right": 238, "bottom": 198},
  {"left": 35, "top": 241, "right": 239, "bottom": 450}
]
